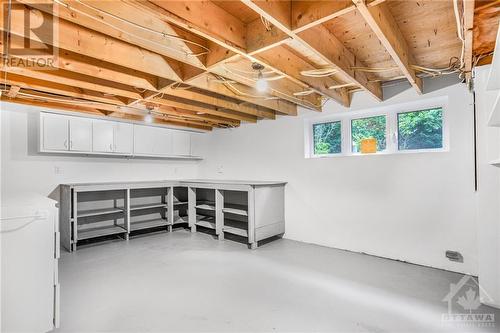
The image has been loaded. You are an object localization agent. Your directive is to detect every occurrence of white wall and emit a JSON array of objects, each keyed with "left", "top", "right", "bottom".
[
  {"left": 0, "top": 102, "right": 201, "bottom": 200},
  {"left": 194, "top": 77, "right": 478, "bottom": 275},
  {"left": 475, "top": 65, "right": 500, "bottom": 307}
]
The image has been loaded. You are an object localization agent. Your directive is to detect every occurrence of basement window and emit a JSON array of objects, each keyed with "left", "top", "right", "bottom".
[
  {"left": 304, "top": 97, "right": 448, "bottom": 158},
  {"left": 351, "top": 115, "right": 387, "bottom": 153},
  {"left": 313, "top": 121, "right": 342, "bottom": 156},
  {"left": 397, "top": 108, "right": 444, "bottom": 151}
]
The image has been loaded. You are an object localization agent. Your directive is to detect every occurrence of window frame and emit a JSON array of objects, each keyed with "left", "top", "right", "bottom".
[
  {"left": 305, "top": 96, "right": 449, "bottom": 158},
  {"left": 396, "top": 108, "right": 446, "bottom": 153},
  {"left": 349, "top": 113, "right": 389, "bottom": 155},
  {"left": 311, "top": 120, "right": 343, "bottom": 157}
]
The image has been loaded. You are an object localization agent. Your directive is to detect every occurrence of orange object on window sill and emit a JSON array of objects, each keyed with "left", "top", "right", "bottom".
[{"left": 360, "top": 138, "right": 377, "bottom": 153}]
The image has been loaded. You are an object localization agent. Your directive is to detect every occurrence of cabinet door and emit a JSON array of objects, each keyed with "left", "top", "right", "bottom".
[
  {"left": 114, "top": 122, "right": 133, "bottom": 154},
  {"left": 133, "top": 125, "right": 155, "bottom": 155},
  {"left": 92, "top": 120, "right": 114, "bottom": 153},
  {"left": 69, "top": 117, "right": 92, "bottom": 152},
  {"left": 42, "top": 114, "right": 69, "bottom": 151},
  {"left": 172, "top": 131, "right": 191, "bottom": 156},
  {"left": 153, "top": 127, "right": 172, "bottom": 156}
]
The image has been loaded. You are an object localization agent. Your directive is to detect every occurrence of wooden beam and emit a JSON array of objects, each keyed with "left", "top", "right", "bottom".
[
  {"left": 246, "top": 17, "right": 290, "bottom": 54},
  {"left": 291, "top": 0, "right": 386, "bottom": 33},
  {"left": 160, "top": 87, "right": 276, "bottom": 120},
  {"left": 211, "top": 57, "right": 322, "bottom": 110},
  {"left": 2, "top": 94, "right": 213, "bottom": 131},
  {"left": 353, "top": 1, "right": 423, "bottom": 94},
  {"left": 463, "top": 0, "right": 475, "bottom": 84},
  {"left": 296, "top": 25, "right": 383, "bottom": 101},
  {"left": 187, "top": 74, "right": 297, "bottom": 116},
  {"left": 145, "top": 0, "right": 247, "bottom": 50},
  {"left": 255, "top": 45, "right": 351, "bottom": 106},
  {"left": 2, "top": 4, "right": 182, "bottom": 81},
  {"left": 240, "top": 0, "right": 383, "bottom": 101},
  {"left": 127, "top": 0, "right": 324, "bottom": 109},
  {"left": 292, "top": 1, "right": 354, "bottom": 33},
  {"left": 141, "top": 104, "right": 240, "bottom": 127},
  {"left": 0, "top": 71, "right": 127, "bottom": 105},
  {"left": 23, "top": 0, "right": 208, "bottom": 81},
  {"left": 151, "top": 95, "right": 258, "bottom": 123},
  {"left": 5, "top": 85, "right": 20, "bottom": 98},
  {"left": 2, "top": 64, "right": 143, "bottom": 100}
]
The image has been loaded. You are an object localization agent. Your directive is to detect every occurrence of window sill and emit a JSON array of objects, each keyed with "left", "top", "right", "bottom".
[{"left": 308, "top": 148, "right": 449, "bottom": 159}]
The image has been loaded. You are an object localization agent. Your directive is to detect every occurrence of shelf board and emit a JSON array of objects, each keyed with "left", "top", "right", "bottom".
[
  {"left": 78, "top": 225, "right": 127, "bottom": 240},
  {"left": 130, "top": 203, "right": 167, "bottom": 211},
  {"left": 223, "top": 227, "right": 248, "bottom": 237},
  {"left": 223, "top": 219, "right": 248, "bottom": 237},
  {"left": 130, "top": 218, "right": 170, "bottom": 231},
  {"left": 195, "top": 215, "right": 216, "bottom": 229},
  {"left": 195, "top": 202, "right": 215, "bottom": 211},
  {"left": 223, "top": 204, "right": 248, "bottom": 216},
  {"left": 173, "top": 215, "right": 188, "bottom": 224},
  {"left": 487, "top": 92, "right": 500, "bottom": 127},
  {"left": 77, "top": 207, "right": 124, "bottom": 218}
]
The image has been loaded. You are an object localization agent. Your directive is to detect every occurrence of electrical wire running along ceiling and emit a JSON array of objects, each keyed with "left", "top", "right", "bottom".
[{"left": 0, "top": 0, "right": 497, "bottom": 131}]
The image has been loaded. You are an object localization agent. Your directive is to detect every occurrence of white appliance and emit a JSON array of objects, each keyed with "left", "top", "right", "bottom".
[{"left": 1, "top": 194, "right": 60, "bottom": 333}]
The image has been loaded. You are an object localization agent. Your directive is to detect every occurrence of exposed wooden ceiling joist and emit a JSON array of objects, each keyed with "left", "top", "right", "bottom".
[
  {"left": 3, "top": 4, "right": 183, "bottom": 81},
  {"left": 159, "top": 86, "right": 276, "bottom": 120},
  {"left": 150, "top": 95, "right": 259, "bottom": 123},
  {"left": 463, "top": 0, "right": 476, "bottom": 84},
  {"left": 127, "top": 0, "right": 330, "bottom": 109},
  {"left": 3, "top": 65, "right": 143, "bottom": 101},
  {"left": 186, "top": 74, "right": 298, "bottom": 116},
  {"left": 240, "top": 0, "right": 383, "bottom": 102},
  {"left": 0, "top": 0, "right": 487, "bottom": 132},
  {"left": 0, "top": 71, "right": 128, "bottom": 105},
  {"left": 353, "top": 1, "right": 423, "bottom": 94}
]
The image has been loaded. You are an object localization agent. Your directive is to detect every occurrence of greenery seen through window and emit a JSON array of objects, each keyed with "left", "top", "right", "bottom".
[
  {"left": 313, "top": 121, "right": 341, "bottom": 155},
  {"left": 398, "top": 108, "right": 443, "bottom": 150},
  {"left": 351, "top": 115, "right": 387, "bottom": 153}
]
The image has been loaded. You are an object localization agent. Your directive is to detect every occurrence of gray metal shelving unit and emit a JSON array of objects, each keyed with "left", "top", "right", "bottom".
[{"left": 60, "top": 180, "right": 286, "bottom": 251}]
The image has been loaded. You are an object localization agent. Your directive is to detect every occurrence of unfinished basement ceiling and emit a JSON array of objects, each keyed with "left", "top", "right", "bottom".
[{"left": 0, "top": 0, "right": 498, "bottom": 131}]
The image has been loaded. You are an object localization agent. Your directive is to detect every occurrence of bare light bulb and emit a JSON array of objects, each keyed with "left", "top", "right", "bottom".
[
  {"left": 144, "top": 112, "right": 153, "bottom": 123},
  {"left": 256, "top": 72, "right": 268, "bottom": 92}
]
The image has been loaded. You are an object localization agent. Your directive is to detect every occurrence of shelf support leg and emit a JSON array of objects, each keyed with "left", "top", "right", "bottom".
[
  {"left": 215, "top": 189, "right": 224, "bottom": 237},
  {"left": 188, "top": 187, "right": 196, "bottom": 232},
  {"left": 167, "top": 187, "right": 174, "bottom": 232},
  {"left": 124, "top": 189, "right": 130, "bottom": 240}
]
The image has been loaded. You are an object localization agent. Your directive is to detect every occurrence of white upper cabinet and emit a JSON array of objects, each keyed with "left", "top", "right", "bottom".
[
  {"left": 153, "top": 127, "right": 173, "bottom": 156},
  {"left": 92, "top": 120, "right": 114, "bottom": 153},
  {"left": 40, "top": 112, "right": 198, "bottom": 158},
  {"left": 135, "top": 125, "right": 174, "bottom": 156},
  {"left": 69, "top": 117, "right": 92, "bottom": 152},
  {"left": 113, "top": 122, "right": 133, "bottom": 154},
  {"left": 41, "top": 113, "right": 69, "bottom": 151},
  {"left": 172, "top": 131, "right": 191, "bottom": 156},
  {"left": 133, "top": 125, "right": 155, "bottom": 155}
]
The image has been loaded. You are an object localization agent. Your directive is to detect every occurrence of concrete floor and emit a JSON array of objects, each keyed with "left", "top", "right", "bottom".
[{"left": 56, "top": 229, "right": 499, "bottom": 332}]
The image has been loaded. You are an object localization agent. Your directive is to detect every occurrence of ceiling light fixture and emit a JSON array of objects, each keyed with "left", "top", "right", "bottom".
[
  {"left": 144, "top": 111, "right": 153, "bottom": 123},
  {"left": 252, "top": 62, "right": 268, "bottom": 93},
  {"left": 144, "top": 105, "right": 154, "bottom": 123}
]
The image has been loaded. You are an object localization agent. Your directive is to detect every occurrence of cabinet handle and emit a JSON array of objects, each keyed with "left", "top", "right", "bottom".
[
  {"left": 63, "top": 140, "right": 68, "bottom": 149},
  {"left": 110, "top": 143, "right": 113, "bottom": 151},
  {"left": 69, "top": 140, "right": 73, "bottom": 149}
]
